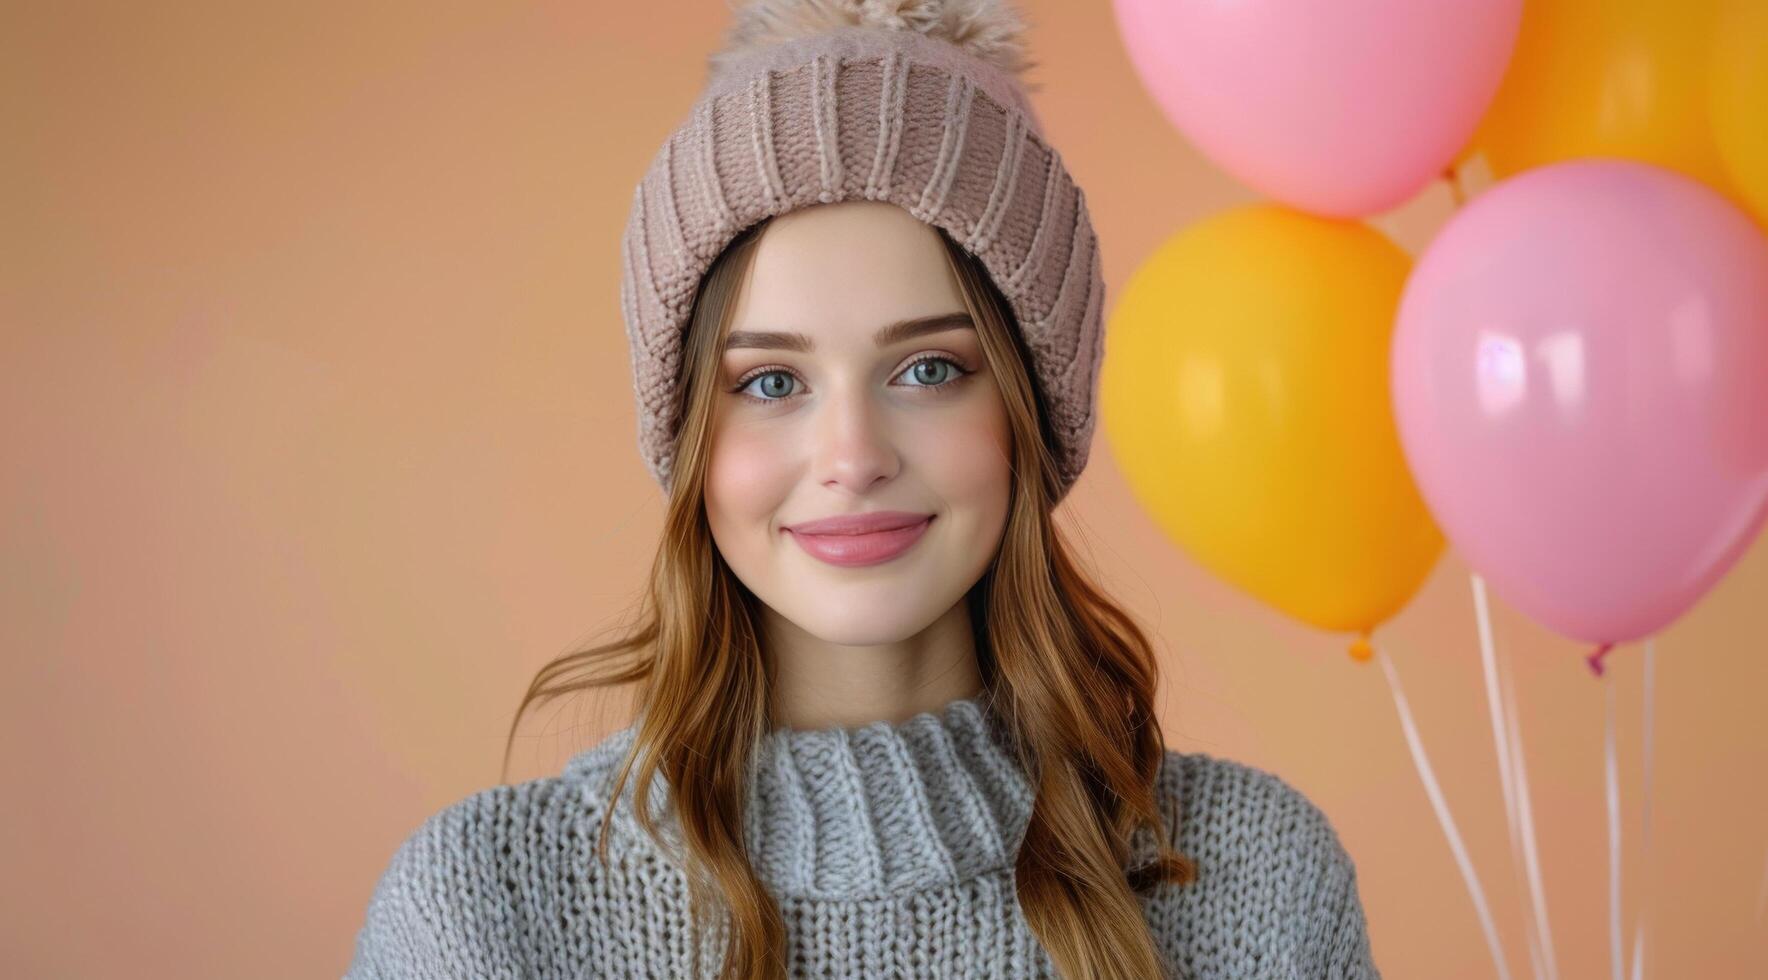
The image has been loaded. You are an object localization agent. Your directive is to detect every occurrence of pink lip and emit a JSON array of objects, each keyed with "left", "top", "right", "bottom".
[{"left": 783, "top": 513, "right": 934, "bottom": 567}]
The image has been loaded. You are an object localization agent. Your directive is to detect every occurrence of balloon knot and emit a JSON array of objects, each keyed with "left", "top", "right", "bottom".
[
  {"left": 1586, "top": 642, "right": 1615, "bottom": 678},
  {"left": 1443, "top": 164, "right": 1466, "bottom": 207},
  {"left": 1349, "top": 635, "right": 1374, "bottom": 663}
]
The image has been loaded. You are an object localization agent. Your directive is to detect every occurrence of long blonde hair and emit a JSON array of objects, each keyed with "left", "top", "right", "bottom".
[{"left": 501, "top": 213, "right": 1197, "bottom": 980}]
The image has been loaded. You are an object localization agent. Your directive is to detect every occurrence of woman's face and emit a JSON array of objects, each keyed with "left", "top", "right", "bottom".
[{"left": 705, "top": 200, "right": 1012, "bottom": 648}]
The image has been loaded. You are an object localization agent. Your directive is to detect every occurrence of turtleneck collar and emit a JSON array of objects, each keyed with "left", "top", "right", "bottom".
[{"left": 564, "top": 692, "right": 1038, "bottom": 900}]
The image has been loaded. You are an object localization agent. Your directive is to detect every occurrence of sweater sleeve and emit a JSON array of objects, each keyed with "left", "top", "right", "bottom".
[
  {"left": 343, "top": 801, "right": 527, "bottom": 980},
  {"left": 1312, "top": 826, "right": 1380, "bottom": 979},
  {"left": 343, "top": 825, "right": 430, "bottom": 980}
]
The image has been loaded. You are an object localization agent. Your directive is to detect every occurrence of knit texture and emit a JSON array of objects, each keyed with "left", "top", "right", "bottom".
[
  {"left": 621, "top": 24, "right": 1106, "bottom": 505},
  {"left": 346, "top": 694, "right": 1380, "bottom": 978}
]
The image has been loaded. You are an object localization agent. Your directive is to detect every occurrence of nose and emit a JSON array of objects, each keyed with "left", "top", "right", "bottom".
[{"left": 811, "top": 380, "right": 900, "bottom": 494}]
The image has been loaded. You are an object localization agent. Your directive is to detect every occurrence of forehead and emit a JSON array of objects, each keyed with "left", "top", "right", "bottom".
[{"left": 728, "top": 201, "right": 967, "bottom": 343}]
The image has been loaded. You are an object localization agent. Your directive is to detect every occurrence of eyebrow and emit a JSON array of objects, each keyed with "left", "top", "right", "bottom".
[{"left": 722, "top": 312, "right": 975, "bottom": 353}]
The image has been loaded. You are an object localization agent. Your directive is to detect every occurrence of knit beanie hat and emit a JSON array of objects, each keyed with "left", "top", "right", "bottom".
[{"left": 620, "top": 0, "right": 1104, "bottom": 504}]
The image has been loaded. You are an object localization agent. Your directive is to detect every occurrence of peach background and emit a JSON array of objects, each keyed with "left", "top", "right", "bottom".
[{"left": 4, "top": 2, "right": 1765, "bottom": 977}]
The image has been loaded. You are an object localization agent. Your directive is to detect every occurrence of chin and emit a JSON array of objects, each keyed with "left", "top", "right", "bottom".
[{"left": 774, "top": 592, "right": 951, "bottom": 647}]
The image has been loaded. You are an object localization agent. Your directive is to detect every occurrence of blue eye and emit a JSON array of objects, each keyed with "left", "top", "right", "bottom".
[
  {"left": 739, "top": 370, "right": 799, "bottom": 401},
  {"left": 902, "top": 357, "right": 961, "bottom": 387},
  {"left": 730, "top": 355, "right": 972, "bottom": 404}
]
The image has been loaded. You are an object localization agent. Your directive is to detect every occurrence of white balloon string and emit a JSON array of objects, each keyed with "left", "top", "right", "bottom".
[
  {"left": 1605, "top": 667, "right": 1624, "bottom": 980},
  {"left": 1473, "top": 574, "right": 1548, "bottom": 980},
  {"left": 1377, "top": 643, "right": 1512, "bottom": 980},
  {"left": 1500, "top": 626, "right": 1559, "bottom": 980},
  {"left": 1629, "top": 638, "right": 1655, "bottom": 980}
]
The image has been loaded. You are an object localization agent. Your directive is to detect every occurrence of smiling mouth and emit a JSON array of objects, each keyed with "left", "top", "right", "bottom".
[{"left": 784, "top": 516, "right": 934, "bottom": 567}]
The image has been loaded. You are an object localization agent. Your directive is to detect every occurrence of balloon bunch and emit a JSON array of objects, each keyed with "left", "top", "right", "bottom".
[
  {"left": 1105, "top": 1, "right": 1768, "bottom": 977},
  {"left": 1102, "top": 0, "right": 1525, "bottom": 660},
  {"left": 1104, "top": 0, "right": 1768, "bottom": 667}
]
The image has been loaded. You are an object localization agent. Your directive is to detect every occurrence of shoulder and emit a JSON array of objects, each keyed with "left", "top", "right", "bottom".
[
  {"left": 1146, "top": 749, "right": 1379, "bottom": 977},
  {"left": 345, "top": 739, "right": 637, "bottom": 980},
  {"left": 1154, "top": 748, "right": 1352, "bottom": 872},
  {"left": 343, "top": 779, "right": 561, "bottom": 978}
]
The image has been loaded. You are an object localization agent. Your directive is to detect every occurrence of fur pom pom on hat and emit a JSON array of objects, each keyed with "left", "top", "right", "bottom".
[
  {"left": 620, "top": 0, "right": 1105, "bottom": 504},
  {"left": 708, "top": 0, "right": 1038, "bottom": 89}
]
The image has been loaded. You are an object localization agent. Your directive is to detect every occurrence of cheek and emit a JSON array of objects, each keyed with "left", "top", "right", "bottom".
[
  {"left": 909, "top": 390, "right": 1012, "bottom": 502},
  {"left": 705, "top": 421, "right": 792, "bottom": 528}
]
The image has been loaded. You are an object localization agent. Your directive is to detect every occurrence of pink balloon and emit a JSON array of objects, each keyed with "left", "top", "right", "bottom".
[
  {"left": 1393, "top": 159, "right": 1768, "bottom": 646},
  {"left": 1111, "top": 0, "right": 1521, "bottom": 218}
]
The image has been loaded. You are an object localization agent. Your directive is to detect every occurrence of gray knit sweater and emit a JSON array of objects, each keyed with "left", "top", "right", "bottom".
[{"left": 345, "top": 694, "right": 1379, "bottom": 978}]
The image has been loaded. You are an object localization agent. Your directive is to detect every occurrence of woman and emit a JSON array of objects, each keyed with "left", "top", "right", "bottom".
[{"left": 347, "top": 2, "right": 1378, "bottom": 978}]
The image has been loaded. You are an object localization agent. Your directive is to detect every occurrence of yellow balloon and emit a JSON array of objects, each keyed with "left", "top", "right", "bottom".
[
  {"left": 1473, "top": 0, "right": 1738, "bottom": 198},
  {"left": 1100, "top": 205, "right": 1443, "bottom": 648},
  {"left": 1711, "top": 0, "right": 1768, "bottom": 227}
]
